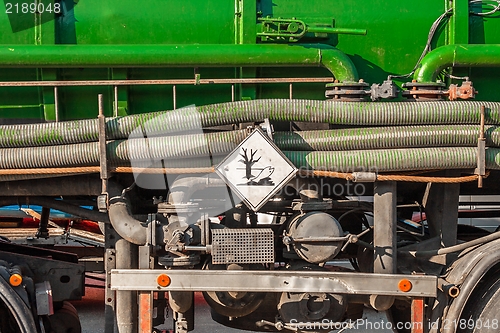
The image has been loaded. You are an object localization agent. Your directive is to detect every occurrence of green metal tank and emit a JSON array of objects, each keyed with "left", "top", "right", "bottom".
[{"left": 1, "top": 0, "right": 500, "bottom": 122}]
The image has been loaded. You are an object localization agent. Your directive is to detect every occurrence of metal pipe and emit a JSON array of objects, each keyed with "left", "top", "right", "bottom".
[
  {"left": 285, "top": 177, "right": 323, "bottom": 201},
  {"left": 405, "top": 230, "right": 500, "bottom": 257},
  {"left": 0, "top": 77, "right": 335, "bottom": 87},
  {"left": 167, "top": 174, "right": 227, "bottom": 205},
  {"left": 0, "top": 44, "right": 358, "bottom": 82},
  {"left": 371, "top": 181, "right": 396, "bottom": 311},
  {"left": 284, "top": 146, "right": 500, "bottom": 172},
  {"left": 108, "top": 184, "right": 148, "bottom": 246},
  {"left": 307, "top": 27, "right": 367, "bottom": 35},
  {"left": 115, "top": 238, "right": 138, "bottom": 333},
  {"left": 415, "top": 44, "right": 500, "bottom": 82}
]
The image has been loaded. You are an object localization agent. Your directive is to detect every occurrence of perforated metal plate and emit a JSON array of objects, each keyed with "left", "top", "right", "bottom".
[{"left": 211, "top": 228, "right": 274, "bottom": 264}]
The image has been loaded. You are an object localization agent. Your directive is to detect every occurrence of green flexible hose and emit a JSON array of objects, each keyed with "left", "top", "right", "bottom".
[
  {"left": 284, "top": 147, "right": 500, "bottom": 172},
  {"left": 0, "top": 130, "right": 248, "bottom": 169},
  {"left": 0, "top": 99, "right": 499, "bottom": 148},
  {"left": 274, "top": 125, "right": 500, "bottom": 151},
  {"left": 0, "top": 126, "right": 497, "bottom": 173}
]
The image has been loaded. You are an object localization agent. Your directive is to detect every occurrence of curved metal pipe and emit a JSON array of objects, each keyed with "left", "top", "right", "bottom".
[
  {"left": 167, "top": 174, "right": 227, "bottom": 205},
  {"left": 0, "top": 44, "right": 358, "bottom": 82},
  {"left": 285, "top": 177, "right": 323, "bottom": 201},
  {"left": 106, "top": 176, "right": 227, "bottom": 246},
  {"left": 108, "top": 183, "right": 148, "bottom": 246},
  {"left": 415, "top": 44, "right": 500, "bottom": 82}
]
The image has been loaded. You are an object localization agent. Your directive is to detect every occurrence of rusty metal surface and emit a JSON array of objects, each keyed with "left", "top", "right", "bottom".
[
  {"left": 138, "top": 292, "right": 153, "bottom": 333},
  {"left": 411, "top": 298, "right": 425, "bottom": 333},
  {"left": 448, "top": 81, "right": 477, "bottom": 101}
]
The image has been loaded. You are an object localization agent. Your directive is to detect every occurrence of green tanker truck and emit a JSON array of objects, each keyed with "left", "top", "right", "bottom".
[{"left": 1, "top": 1, "right": 500, "bottom": 332}]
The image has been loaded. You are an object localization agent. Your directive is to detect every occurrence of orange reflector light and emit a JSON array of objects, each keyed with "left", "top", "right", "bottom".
[
  {"left": 398, "top": 279, "right": 412, "bottom": 292},
  {"left": 9, "top": 274, "right": 22, "bottom": 287},
  {"left": 157, "top": 274, "right": 171, "bottom": 287}
]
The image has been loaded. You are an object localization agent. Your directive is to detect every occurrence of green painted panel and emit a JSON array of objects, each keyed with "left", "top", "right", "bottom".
[
  {"left": 70, "top": 0, "right": 236, "bottom": 45},
  {"left": 1, "top": 0, "right": 500, "bottom": 119}
]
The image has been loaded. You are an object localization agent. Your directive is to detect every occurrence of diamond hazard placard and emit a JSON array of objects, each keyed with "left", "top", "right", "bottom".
[{"left": 216, "top": 128, "right": 297, "bottom": 211}]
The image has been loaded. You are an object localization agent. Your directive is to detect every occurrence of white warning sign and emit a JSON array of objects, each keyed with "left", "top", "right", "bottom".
[{"left": 216, "top": 128, "right": 297, "bottom": 211}]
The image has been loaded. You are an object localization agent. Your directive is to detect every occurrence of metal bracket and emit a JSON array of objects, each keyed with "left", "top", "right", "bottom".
[
  {"left": 200, "top": 213, "right": 210, "bottom": 246},
  {"left": 291, "top": 199, "right": 333, "bottom": 211},
  {"left": 35, "top": 281, "right": 54, "bottom": 316},
  {"left": 157, "top": 202, "right": 199, "bottom": 214},
  {"left": 370, "top": 80, "right": 399, "bottom": 101},
  {"left": 98, "top": 94, "right": 109, "bottom": 207},
  {"left": 448, "top": 80, "right": 477, "bottom": 101},
  {"left": 260, "top": 118, "right": 274, "bottom": 139},
  {"left": 257, "top": 17, "right": 366, "bottom": 43},
  {"left": 475, "top": 105, "right": 486, "bottom": 188}
]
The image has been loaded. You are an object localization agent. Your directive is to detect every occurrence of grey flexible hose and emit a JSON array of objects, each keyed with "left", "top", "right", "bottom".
[
  {"left": 274, "top": 125, "right": 500, "bottom": 151},
  {"left": 0, "top": 127, "right": 499, "bottom": 172},
  {"left": 284, "top": 147, "right": 500, "bottom": 172},
  {"left": 99, "top": 100, "right": 500, "bottom": 139},
  {"left": 0, "top": 100, "right": 499, "bottom": 148},
  {"left": 0, "top": 145, "right": 498, "bottom": 173},
  {"left": 0, "top": 130, "right": 248, "bottom": 169}
]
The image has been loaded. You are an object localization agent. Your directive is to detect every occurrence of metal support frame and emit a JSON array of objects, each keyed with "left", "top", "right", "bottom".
[
  {"left": 372, "top": 181, "right": 397, "bottom": 310},
  {"left": 110, "top": 270, "right": 437, "bottom": 297},
  {"left": 115, "top": 239, "right": 138, "bottom": 333},
  {"left": 373, "top": 181, "right": 397, "bottom": 274},
  {"left": 104, "top": 223, "right": 118, "bottom": 333},
  {"left": 424, "top": 171, "right": 460, "bottom": 248},
  {"left": 98, "top": 94, "right": 108, "bottom": 195},
  {"left": 54, "top": 86, "right": 59, "bottom": 122},
  {"left": 448, "top": 0, "right": 469, "bottom": 45},
  {"left": 138, "top": 245, "right": 153, "bottom": 333},
  {"left": 35, "top": 207, "right": 50, "bottom": 239},
  {"left": 476, "top": 105, "right": 486, "bottom": 188},
  {"left": 411, "top": 298, "right": 425, "bottom": 333},
  {"left": 0, "top": 245, "right": 84, "bottom": 303}
]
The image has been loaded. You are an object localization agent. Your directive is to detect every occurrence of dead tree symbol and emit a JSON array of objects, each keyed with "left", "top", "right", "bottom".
[{"left": 239, "top": 148, "right": 261, "bottom": 180}]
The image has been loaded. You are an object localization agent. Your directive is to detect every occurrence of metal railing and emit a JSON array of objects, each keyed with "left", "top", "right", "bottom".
[{"left": 0, "top": 77, "right": 334, "bottom": 119}]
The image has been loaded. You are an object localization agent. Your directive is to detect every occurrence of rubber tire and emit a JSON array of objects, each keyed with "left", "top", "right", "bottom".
[
  {"left": 459, "top": 278, "right": 500, "bottom": 333},
  {"left": 48, "top": 301, "right": 82, "bottom": 333}
]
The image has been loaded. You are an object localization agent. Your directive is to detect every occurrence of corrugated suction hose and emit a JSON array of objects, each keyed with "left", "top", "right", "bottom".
[{"left": 0, "top": 100, "right": 499, "bottom": 147}]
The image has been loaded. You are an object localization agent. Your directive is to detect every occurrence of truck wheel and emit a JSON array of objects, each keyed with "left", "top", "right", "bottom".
[
  {"left": 459, "top": 278, "right": 500, "bottom": 333},
  {"left": 48, "top": 301, "right": 81, "bottom": 333}
]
